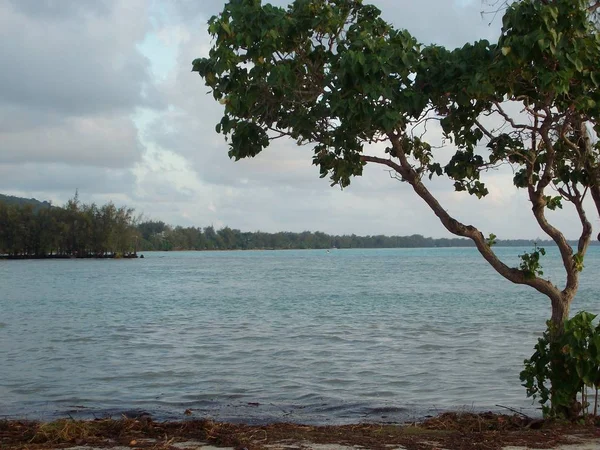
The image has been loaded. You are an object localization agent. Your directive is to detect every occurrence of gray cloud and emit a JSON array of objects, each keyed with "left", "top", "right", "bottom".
[
  {"left": 145, "top": 0, "right": 498, "bottom": 194},
  {"left": 0, "top": 115, "right": 143, "bottom": 167},
  {"left": 1, "top": 0, "right": 593, "bottom": 240},
  {"left": 7, "top": 0, "right": 112, "bottom": 20},
  {"left": 0, "top": 162, "right": 136, "bottom": 196},
  {"left": 168, "top": 0, "right": 502, "bottom": 48},
  {"left": 146, "top": 104, "right": 327, "bottom": 191},
  {"left": 0, "top": 0, "right": 164, "bottom": 191},
  {"left": 0, "top": 0, "right": 162, "bottom": 117},
  {"left": 375, "top": 0, "right": 501, "bottom": 47},
  {"left": 0, "top": 105, "right": 62, "bottom": 133},
  {"left": 138, "top": 0, "right": 591, "bottom": 239}
]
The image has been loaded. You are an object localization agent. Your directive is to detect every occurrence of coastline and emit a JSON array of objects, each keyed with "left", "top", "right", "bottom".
[
  {"left": 0, "top": 253, "right": 139, "bottom": 260},
  {"left": 2, "top": 245, "right": 598, "bottom": 259},
  {"left": 2, "top": 412, "right": 599, "bottom": 450}
]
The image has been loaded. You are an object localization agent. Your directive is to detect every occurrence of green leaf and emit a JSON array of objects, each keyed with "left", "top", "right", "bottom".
[
  {"left": 221, "top": 22, "right": 232, "bottom": 36},
  {"left": 566, "top": 53, "right": 584, "bottom": 72}
]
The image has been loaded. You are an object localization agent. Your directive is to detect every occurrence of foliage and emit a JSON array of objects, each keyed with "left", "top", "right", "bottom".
[
  {"left": 136, "top": 224, "right": 596, "bottom": 251},
  {"left": 3, "top": 194, "right": 592, "bottom": 255},
  {"left": 0, "top": 195, "right": 138, "bottom": 258},
  {"left": 521, "top": 311, "right": 600, "bottom": 418},
  {"left": 192, "top": 0, "right": 599, "bottom": 293},
  {"left": 137, "top": 224, "right": 462, "bottom": 250},
  {"left": 194, "top": 0, "right": 600, "bottom": 416},
  {"left": 518, "top": 244, "right": 546, "bottom": 279},
  {"left": 193, "top": 0, "right": 600, "bottom": 193}
]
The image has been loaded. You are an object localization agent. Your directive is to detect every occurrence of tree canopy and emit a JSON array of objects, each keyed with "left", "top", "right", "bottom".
[
  {"left": 193, "top": 0, "right": 600, "bottom": 320},
  {"left": 193, "top": 0, "right": 600, "bottom": 417},
  {"left": 0, "top": 194, "right": 138, "bottom": 258}
]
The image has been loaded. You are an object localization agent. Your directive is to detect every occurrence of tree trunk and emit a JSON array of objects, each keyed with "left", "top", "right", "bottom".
[
  {"left": 550, "top": 295, "right": 570, "bottom": 330},
  {"left": 590, "top": 185, "right": 600, "bottom": 242},
  {"left": 549, "top": 294, "right": 579, "bottom": 418}
]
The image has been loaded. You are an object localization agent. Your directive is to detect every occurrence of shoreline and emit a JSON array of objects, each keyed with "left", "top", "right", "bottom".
[
  {"left": 2, "top": 245, "right": 598, "bottom": 259},
  {"left": 0, "top": 253, "right": 139, "bottom": 260},
  {"left": 123, "top": 244, "right": 600, "bottom": 252},
  {"left": 2, "top": 412, "right": 599, "bottom": 450}
]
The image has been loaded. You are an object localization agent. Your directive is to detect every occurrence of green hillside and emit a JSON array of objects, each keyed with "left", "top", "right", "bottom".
[{"left": 0, "top": 193, "right": 52, "bottom": 211}]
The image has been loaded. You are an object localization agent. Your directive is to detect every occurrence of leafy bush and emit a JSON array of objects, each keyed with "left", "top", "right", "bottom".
[{"left": 521, "top": 311, "right": 600, "bottom": 418}]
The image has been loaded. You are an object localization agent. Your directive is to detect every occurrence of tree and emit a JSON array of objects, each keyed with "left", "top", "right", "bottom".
[
  {"left": 0, "top": 194, "right": 139, "bottom": 258},
  {"left": 193, "top": 0, "right": 600, "bottom": 414},
  {"left": 483, "top": 1, "right": 600, "bottom": 27}
]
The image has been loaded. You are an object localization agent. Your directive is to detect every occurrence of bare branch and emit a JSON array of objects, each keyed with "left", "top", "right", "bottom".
[
  {"left": 591, "top": 186, "right": 600, "bottom": 241},
  {"left": 528, "top": 184, "right": 579, "bottom": 295},
  {"left": 520, "top": 102, "right": 548, "bottom": 120},
  {"left": 267, "top": 128, "right": 292, "bottom": 141},
  {"left": 474, "top": 119, "right": 495, "bottom": 140},
  {"left": 493, "top": 101, "right": 536, "bottom": 131},
  {"left": 537, "top": 112, "right": 557, "bottom": 192},
  {"left": 361, "top": 155, "right": 405, "bottom": 176},
  {"left": 362, "top": 144, "right": 562, "bottom": 302},
  {"left": 572, "top": 186, "right": 593, "bottom": 256}
]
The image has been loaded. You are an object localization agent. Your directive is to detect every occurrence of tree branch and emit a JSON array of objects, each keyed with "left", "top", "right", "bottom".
[
  {"left": 362, "top": 143, "right": 562, "bottom": 301},
  {"left": 494, "top": 101, "right": 536, "bottom": 131},
  {"left": 537, "top": 112, "right": 557, "bottom": 193},
  {"left": 474, "top": 119, "right": 495, "bottom": 140},
  {"left": 361, "top": 155, "right": 407, "bottom": 178},
  {"left": 573, "top": 187, "right": 592, "bottom": 257},
  {"left": 591, "top": 185, "right": 600, "bottom": 242},
  {"left": 527, "top": 185, "right": 578, "bottom": 294}
]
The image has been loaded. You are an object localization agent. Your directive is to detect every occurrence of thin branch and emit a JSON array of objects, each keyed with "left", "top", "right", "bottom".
[
  {"left": 493, "top": 101, "right": 536, "bottom": 131},
  {"left": 361, "top": 155, "right": 405, "bottom": 175},
  {"left": 410, "top": 107, "right": 439, "bottom": 134},
  {"left": 537, "top": 114, "right": 556, "bottom": 192},
  {"left": 557, "top": 184, "right": 593, "bottom": 257},
  {"left": 521, "top": 103, "right": 548, "bottom": 120},
  {"left": 590, "top": 186, "right": 600, "bottom": 241},
  {"left": 268, "top": 133, "right": 289, "bottom": 141},
  {"left": 474, "top": 119, "right": 495, "bottom": 140},
  {"left": 571, "top": 185, "right": 593, "bottom": 257},
  {"left": 362, "top": 144, "right": 562, "bottom": 302},
  {"left": 267, "top": 127, "right": 294, "bottom": 140},
  {"left": 528, "top": 183, "right": 577, "bottom": 294}
]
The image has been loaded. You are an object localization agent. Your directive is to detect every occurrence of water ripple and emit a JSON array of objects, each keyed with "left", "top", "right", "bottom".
[{"left": 1, "top": 248, "right": 598, "bottom": 423}]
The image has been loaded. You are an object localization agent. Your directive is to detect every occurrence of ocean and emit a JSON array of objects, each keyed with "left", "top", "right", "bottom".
[{"left": 1, "top": 247, "right": 598, "bottom": 424}]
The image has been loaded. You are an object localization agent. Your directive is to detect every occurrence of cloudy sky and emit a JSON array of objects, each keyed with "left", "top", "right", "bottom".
[{"left": 0, "top": 0, "right": 594, "bottom": 239}]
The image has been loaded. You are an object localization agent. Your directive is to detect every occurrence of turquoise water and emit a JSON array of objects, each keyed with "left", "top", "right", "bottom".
[{"left": 0, "top": 247, "right": 598, "bottom": 424}]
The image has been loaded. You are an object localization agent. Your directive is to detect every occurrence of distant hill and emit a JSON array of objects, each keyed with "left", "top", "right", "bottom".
[{"left": 0, "top": 193, "right": 53, "bottom": 211}]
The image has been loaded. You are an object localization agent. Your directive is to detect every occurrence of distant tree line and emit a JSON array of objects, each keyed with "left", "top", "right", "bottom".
[
  {"left": 137, "top": 221, "right": 472, "bottom": 250},
  {"left": 0, "top": 194, "right": 138, "bottom": 258},
  {"left": 1, "top": 193, "right": 595, "bottom": 257},
  {"left": 137, "top": 220, "right": 591, "bottom": 251}
]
